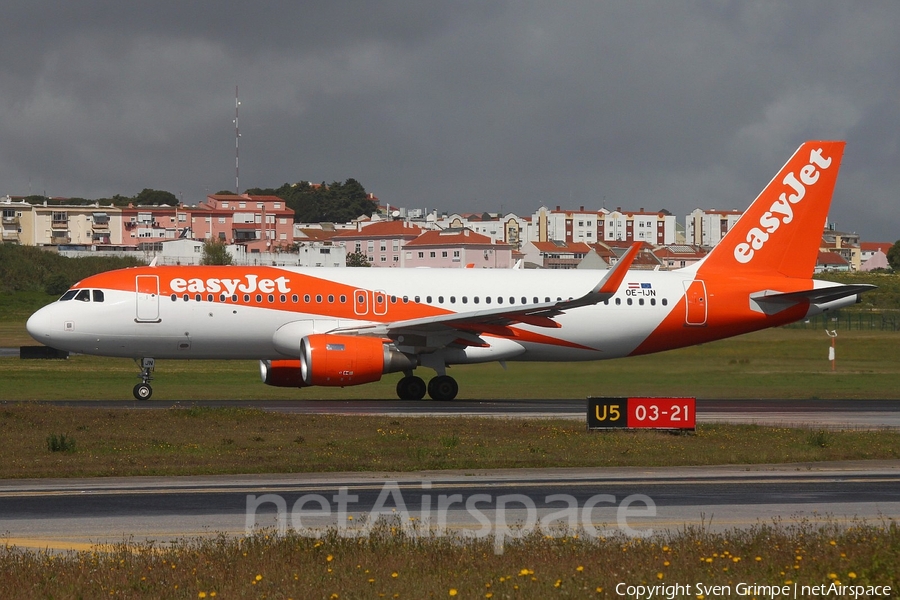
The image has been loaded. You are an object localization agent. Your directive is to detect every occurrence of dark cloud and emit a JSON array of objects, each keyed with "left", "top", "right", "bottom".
[{"left": 1, "top": 1, "right": 897, "bottom": 239}]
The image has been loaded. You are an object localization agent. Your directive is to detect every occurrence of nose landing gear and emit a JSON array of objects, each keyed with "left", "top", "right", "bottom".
[{"left": 133, "top": 357, "right": 155, "bottom": 400}]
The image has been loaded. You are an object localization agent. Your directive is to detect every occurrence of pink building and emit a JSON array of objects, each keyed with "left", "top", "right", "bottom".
[
  {"left": 403, "top": 228, "right": 512, "bottom": 268},
  {"left": 334, "top": 221, "right": 424, "bottom": 267},
  {"left": 121, "top": 194, "right": 295, "bottom": 252}
]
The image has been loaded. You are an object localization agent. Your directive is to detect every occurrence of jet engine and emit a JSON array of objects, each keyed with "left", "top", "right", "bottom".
[
  {"left": 259, "top": 359, "right": 309, "bottom": 388},
  {"left": 299, "top": 334, "right": 414, "bottom": 387}
]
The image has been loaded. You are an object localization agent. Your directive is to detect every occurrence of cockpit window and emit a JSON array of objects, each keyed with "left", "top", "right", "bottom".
[
  {"left": 59, "top": 290, "right": 78, "bottom": 301},
  {"left": 75, "top": 289, "right": 91, "bottom": 302},
  {"left": 92, "top": 290, "right": 105, "bottom": 303}
]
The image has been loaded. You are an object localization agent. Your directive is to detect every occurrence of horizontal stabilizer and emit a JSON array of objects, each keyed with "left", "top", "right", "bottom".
[{"left": 750, "top": 283, "right": 875, "bottom": 315}]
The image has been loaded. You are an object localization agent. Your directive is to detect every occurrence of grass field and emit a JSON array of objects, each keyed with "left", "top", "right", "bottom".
[
  {"left": 2, "top": 404, "right": 899, "bottom": 478},
  {"left": 3, "top": 328, "right": 899, "bottom": 401},
  {"left": 2, "top": 522, "right": 896, "bottom": 598}
]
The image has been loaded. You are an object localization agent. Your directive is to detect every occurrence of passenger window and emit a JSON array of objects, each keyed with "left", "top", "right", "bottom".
[
  {"left": 639, "top": 298, "right": 644, "bottom": 306},
  {"left": 402, "top": 296, "right": 408, "bottom": 303},
  {"left": 521, "top": 297, "right": 527, "bottom": 304},
  {"left": 662, "top": 298, "right": 668, "bottom": 306},
  {"left": 59, "top": 290, "right": 78, "bottom": 301},
  {"left": 390, "top": 295, "right": 397, "bottom": 303},
  {"left": 650, "top": 298, "right": 656, "bottom": 306},
  {"left": 485, "top": 297, "right": 491, "bottom": 304},
  {"left": 243, "top": 294, "right": 250, "bottom": 302},
  {"left": 328, "top": 295, "right": 334, "bottom": 303},
  {"left": 615, "top": 298, "right": 621, "bottom": 305},
  {"left": 340, "top": 295, "right": 346, "bottom": 303},
  {"left": 545, "top": 297, "right": 550, "bottom": 302},
  {"left": 316, "top": 295, "right": 323, "bottom": 303},
  {"left": 437, "top": 296, "right": 444, "bottom": 303},
  {"left": 450, "top": 296, "right": 456, "bottom": 304},
  {"left": 231, "top": 295, "right": 238, "bottom": 302},
  {"left": 414, "top": 296, "right": 421, "bottom": 303},
  {"left": 292, "top": 295, "right": 298, "bottom": 303},
  {"left": 281, "top": 294, "right": 287, "bottom": 303},
  {"left": 256, "top": 294, "right": 262, "bottom": 303},
  {"left": 220, "top": 294, "right": 226, "bottom": 302},
  {"left": 462, "top": 296, "right": 468, "bottom": 304},
  {"left": 497, "top": 297, "right": 503, "bottom": 304},
  {"left": 170, "top": 294, "right": 177, "bottom": 302},
  {"left": 509, "top": 297, "right": 515, "bottom": 304},
  {"left": 195, "top": 294, "right": 201, "bottom": 302},
  {"left": 474, "top": 297, "right": 479, "bottom": 304},
  {"left": 533, "top": 297, "right": 538, "bottom": 304},
  {"left": 92, "top": 290, "right": 104, "bottom": 302},
  {"left": 627, "top": 298, "right": 633, "bottom": 305},
  {"left": 207, "top": 294, "right": 214, "bottom": 302}
]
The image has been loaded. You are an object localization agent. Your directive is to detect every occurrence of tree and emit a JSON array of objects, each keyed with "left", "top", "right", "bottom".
[
  {"left": 134, "top": 188, "right": 178, "bottom": 206},
  {"left": 888, "top": 240, "right": 900, "bottom": 272},
  {"left": 201, "top": 239, "right": 233, "bottom": 265},
  {"left": 345, "top": 251, "right": 371, "bottom": 267}
]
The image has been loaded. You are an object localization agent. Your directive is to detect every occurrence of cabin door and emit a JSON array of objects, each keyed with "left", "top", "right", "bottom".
[
  {"left": 683, "top": 280, "right": 708, "bottom": 326},
  {"left": 136, "top": 275, "right": 160, "bottom": 322}
]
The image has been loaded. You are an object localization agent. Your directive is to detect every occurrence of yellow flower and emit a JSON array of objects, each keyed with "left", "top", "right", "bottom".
[
  {"left": 828, "top": 573, "right": 838, "bottom": 579},
  {"left": 554, "top": 579, "right": 562, "bottom": 588},
  {"left": 755, "top": 556, "right": 762, "bottom": 561},
  {"left": 663, "top": 561, "right": 670, "bottom": 567},
  {"left": 830, "top": 540, "right": 837, "bottom": 545},
  {"left": 657, "top": 572, "right": 664, "bottom": 579},
  {"left": 449, "top": 589, "right": 458, "bottom": 597},
  {"left": 199, "top": 594, "right": 207, "bottom": 599},
  {"left": 576, "top": 565, "right": 584, "bottom": 572},
  {"left": 848, "top": 572, "right": 857, "bottom": 579},
  {"left": 326, "top": 554, "right": 334, "bottom": 562},
  {"left": 255, "top": 574, "right": 262, "bottom": 582},
  {"left": 392, "top": 572, "right": 399, "bottom": 578}
]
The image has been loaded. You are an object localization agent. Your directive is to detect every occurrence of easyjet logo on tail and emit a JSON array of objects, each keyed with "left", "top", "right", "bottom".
[
  {"left": 733, "top": 148, "right": 833, "bottom": 264},
  {"left": 169, "top": 274, "right": 291, "bottom": 295}
]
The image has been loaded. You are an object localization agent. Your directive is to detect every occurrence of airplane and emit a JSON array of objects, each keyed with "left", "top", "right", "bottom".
[{"left": 26, "top": 140, "right": 874, "bottom": 401}]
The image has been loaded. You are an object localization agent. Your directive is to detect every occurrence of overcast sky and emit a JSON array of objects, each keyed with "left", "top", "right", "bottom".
[{"left": 2, "top": 2, "right": 898, "bottom": 240}]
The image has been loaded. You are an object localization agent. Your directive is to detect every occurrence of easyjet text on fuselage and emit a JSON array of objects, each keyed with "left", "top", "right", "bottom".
[{"left": 168, "top": 274, "right": 292, "bottom": 296}]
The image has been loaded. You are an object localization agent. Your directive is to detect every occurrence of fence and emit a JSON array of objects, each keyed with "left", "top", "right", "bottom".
[{"left": 787, "top": 310, "right": 900, "bottom": 331}]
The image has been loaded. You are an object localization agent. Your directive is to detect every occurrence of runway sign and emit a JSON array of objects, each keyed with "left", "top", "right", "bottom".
[{"left": 587, "top": 397, "right": 696, "bottom": 431}]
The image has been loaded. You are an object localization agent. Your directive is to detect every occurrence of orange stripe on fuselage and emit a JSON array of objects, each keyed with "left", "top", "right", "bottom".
[
  {"left": 77, "top": 266, "right": 450, "bottom": 322},
  {"left": 630, "top": 276, "right": 810, "bottom": 357}
]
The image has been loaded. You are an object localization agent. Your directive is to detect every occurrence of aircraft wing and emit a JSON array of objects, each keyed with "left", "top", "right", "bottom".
[{"left": 331, "top": 243, "right": 642, "bottom": 345}]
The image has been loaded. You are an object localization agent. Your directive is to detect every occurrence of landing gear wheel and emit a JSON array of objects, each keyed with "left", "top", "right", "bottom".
[
  {"left": 133, "top": 383, "right": 153, "bottom": 401},
  {"left": 396, "top": 376, "right": 427, "bottom": 400},
  {"left": 427, "top": 375, "right": 458, "bottom": 401}
]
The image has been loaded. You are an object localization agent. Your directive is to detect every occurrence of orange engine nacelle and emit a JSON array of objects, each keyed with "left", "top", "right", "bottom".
[
  {"left": 259, "top": 359, "right": 309, "bottom": 388},
  {"left": 299, "top": 334, "right": 414, "bottom": 387}
]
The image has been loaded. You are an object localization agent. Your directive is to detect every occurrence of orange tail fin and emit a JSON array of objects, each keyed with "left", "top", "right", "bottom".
[{"left": 697, "top": 141, "right": 845, "bottom": 279}]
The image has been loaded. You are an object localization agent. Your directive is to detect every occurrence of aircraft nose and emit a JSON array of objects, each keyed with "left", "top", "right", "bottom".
[{"left": 26, "top": 306, "right": 54, "bottom": 343}]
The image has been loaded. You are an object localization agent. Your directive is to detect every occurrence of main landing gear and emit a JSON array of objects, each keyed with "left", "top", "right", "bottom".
[
  {"left": 133, "top": 357, "right": 155, "bottom": 400},
  {"left": 396, "top": 373, "right": 458, "bottom": 401}
]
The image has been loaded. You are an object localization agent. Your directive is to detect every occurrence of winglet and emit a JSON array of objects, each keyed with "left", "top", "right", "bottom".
[{"left": 556, "top": 243, "right": 641, "bottom": 310}]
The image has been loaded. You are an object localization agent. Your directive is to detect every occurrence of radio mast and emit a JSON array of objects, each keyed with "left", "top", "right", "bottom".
[{"left": 234, "top": 86, "right": 241, "bottom": 194}]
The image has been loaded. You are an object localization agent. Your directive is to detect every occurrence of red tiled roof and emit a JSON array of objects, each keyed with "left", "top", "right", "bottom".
[
  {"left": 405, "top": 229, "right": 501, "bottom": 247},
  {"left": 334, "top": 221, "right": 423, "bottom": 239},
  {"left": 530, "top": 241, "right": 592, "bottom": 253},
  {"left": 817, "top": 251, "right": 849, "bottom": 266},
  {"left": 861, "top": 242, "right": 893, "bottom": 253}
]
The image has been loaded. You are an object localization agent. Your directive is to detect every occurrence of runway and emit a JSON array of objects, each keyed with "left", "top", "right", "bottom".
[
  {"left": 38, "top": 398, "right": 900, "bottom": 429},
  {"left": 5, "top": 399, "right": 900, "bottom": 551},
  {"left": 2, "top": 460, "right": 899, "bottom": 551}
]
